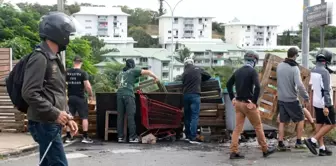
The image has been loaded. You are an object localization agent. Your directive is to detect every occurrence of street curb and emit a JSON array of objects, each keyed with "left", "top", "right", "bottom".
[{"left": 0, "top": 135, "right": 77, "bottom": 158}]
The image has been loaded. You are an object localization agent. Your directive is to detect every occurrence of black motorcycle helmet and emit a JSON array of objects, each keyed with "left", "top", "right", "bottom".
[
  {"left": 39, "top": 12, "right": 76, "bottom": 52},
  {"left": 244, "top": 50, "right": 259, "bottom": 64},
  {"left": 316, "top": 48, "right": 333, "bottom": 64}
]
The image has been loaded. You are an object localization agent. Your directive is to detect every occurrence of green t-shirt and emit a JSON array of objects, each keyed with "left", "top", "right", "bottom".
[{"left": 116, "top": 69, "right": 142, "bottom": 97}]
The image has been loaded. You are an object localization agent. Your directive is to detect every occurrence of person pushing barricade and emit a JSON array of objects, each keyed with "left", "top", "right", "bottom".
[
  {"left": 116, "top": 59, "right": 158, "bottom": 143},
  {"left": 226, "top": 51, "right": 276, "bottom": 159},
  {"left": 6, "top": 12, "right": 78, "bottom": 166},
  {"left": 304, "top": 49, "right": 336, "bottom": 156}
]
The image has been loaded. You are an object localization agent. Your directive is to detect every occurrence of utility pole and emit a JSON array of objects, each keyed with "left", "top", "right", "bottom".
[
  {"left": 320, "top": 0, "right": 325, "bottom": 48},
  {"left": 57, "top": 0, "right": 66, "bottom": 69},
  {"left": 302, "top": 0, "right": 310, "bottom": 68}
]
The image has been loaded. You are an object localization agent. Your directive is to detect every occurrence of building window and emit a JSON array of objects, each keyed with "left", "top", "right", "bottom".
[
  {"left": 198, "top": 18, "right": 202, "bottom": 24},
  {"left": 176, "top": 67, "right": 180, "bottom": 71},
  {"left": 140, "top": 58, "right": 148, "bottom": 62},
  {"left": 173, "top": 18, "right": 178, "bottom": 24},
  {"left": 168, "top": 30, "right": 171, "bottom": 33},
  {"left": 114, "top": 16, "right": 117, "bottom": 19},
  {"left": 122, "top": 58, "right": 126, "bottom": 62},
  {"left": 113, "top": 22, "right": 117, "bottom": 26},
  {"left": 242, "top": 26, "right": 244, "bottom": 28},
  {"left": 168, "top": 37, "right": 171, "bottom": 39},
  {"left": 85, "top": 26, "right": 92, "bottom": 29},
  {"left": 205, "top": 18, "right": 208, "bottom": 21},
  {"left": 85, "top": 20, "right": 91, "bottom": 22}
]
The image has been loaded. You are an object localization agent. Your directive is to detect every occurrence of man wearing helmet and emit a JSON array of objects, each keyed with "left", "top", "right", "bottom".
[
  {"left": 276, "top": 47, "right": 310, "bottom": 151},
  {"left": 182, "top": 56, "right": 211, "bottom": 144},
  {"left": 227, "top": 51, "right": 276, "bottom": 159},
  {"left": 304, "top": 49, "right": 335, "bottom": 156},
  {"left": 116, "top": 59, "right": 158, "bottom": 143},
  {"left": 22, "top": 12, "right": 78, "bottom": 166}
]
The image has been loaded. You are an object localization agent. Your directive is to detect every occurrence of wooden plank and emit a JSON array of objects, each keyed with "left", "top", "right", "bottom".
[
  {"left": 0, "top": 109, "right": 20, "bottom": 113},
  {"left": 259, "top": 102, "right": 274, "bottom": 112},
  {"left": 268, "top": 78, "right": 277, "bottom": 87},
  {"left": 261, "top": 94, "right": 275, "bottom": 103},
  {"left": 265, "top": 87, "right": 277, "bottom": 95},
  {"left": 270, "top": 70, "right": 277, "bottom": 78}
]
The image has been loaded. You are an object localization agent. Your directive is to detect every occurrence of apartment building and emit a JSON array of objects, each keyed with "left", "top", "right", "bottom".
[
  {"left": 179, "top": 42, "right": 244, "bottom": 67},
  {"left": 94, "top": 48, "right": 184, "bottom": 82},
  {"left": 159, "top": 13, "right": 213, "bottom": 49},
  {"left": 224, "top": 18, "right": 278, "bottom": 48},
  {"left": 72, "top": 6, "right": 135, "bottom": 48}
]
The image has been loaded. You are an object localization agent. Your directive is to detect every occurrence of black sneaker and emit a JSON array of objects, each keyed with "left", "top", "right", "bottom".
[
  {"left": 304, "top": 138, "right": 318, "bottom": 155},
  {"left": 229, "top": 153, "right": 245, "bottom": 159},
  {"left": 319, "top": 148, "right": 333, "bottom": 156},
  {"left": 263, "top": 146, "right": 276, "bottom": 157},
  {"left": 64, "top": 137, "right": 72, "bottom": 143},
  {"left": 82, "top": 137, "right": 93, "bottom": 144},
  {"left": 129, "top": 137, "right": 140, "bottom": 143},
  {"left": 277, "top": 145, "right": 291, "bottom": 151}
]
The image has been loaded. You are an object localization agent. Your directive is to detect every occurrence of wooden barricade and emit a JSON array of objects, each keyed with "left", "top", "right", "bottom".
[{"left": 258, "top": 54, "right": 311, "bottom": 128}]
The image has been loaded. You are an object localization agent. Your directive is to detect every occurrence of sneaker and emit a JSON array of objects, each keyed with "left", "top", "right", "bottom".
[
  {"left": 129, "top": 137, "right": 140, "bottom": 143},
  {"left": 229, "top": 153, "right": 245, "bottom": 159},
  {"left": 184, "top": 138, "right": 190, "bottom": 142},
  {"left": 118, "top": 138, "right": 126, "bottom": 143},
  {"left": 304, "top": 138, "right": 318, "bottom": 155},
  {"left": 263, "top": 146, "right": 276, "bottom": 157},
  {"left": 64, "top": 137, "right": 72, "bottom": 143},
  {"left": 277, "top": 145, "right": 291, "bottom": 151},
  {"left": 82, "top": 137, "right": 93, "bottom": 144},
  {"left": 295, "top": 143, "right": 307, "bottom": 149},
  {"left": 319, "top": 148, "right": 333, "bottom": 156},
  {"left": 189, "top": 138, "right": 202, "bottom": 145}
]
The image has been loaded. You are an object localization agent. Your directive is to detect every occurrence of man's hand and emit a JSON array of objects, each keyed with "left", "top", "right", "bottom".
[
  {"left": 303, "top": 100, "right": 310, "bottom": 108},
  {"left": 88, "top": 96, "right": 94, "bottom": 103},
  {"left": 232, "top": 98, "right": 236, "bottom": 107},
  {"left": 247, "top": 99, "right": 257, "bottom": 109},
  {"left": 323, "top": 107, "right": 329, "bottom": 116},
  {"left": 56, "top": 111, "right": 70, "bottom": 126},
  {"left": 67, "top": 120, "right": 78, "bottom": 137},
  {"left": 153, "top": 77, "right": 159, "bottom": 83}
]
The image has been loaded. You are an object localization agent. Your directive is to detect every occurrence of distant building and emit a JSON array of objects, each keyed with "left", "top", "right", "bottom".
[
  {"left": 224, "top": 18, "right": 279, "bottom": 48},
  {"left": 95, "top": 48, "right": 184, "bottom": 81},
  {"left": 159, "top": 13, "right": 214, "bottom": 50},
  {"left": 72, "top": 6, "right": 135, "bottom": 48}
]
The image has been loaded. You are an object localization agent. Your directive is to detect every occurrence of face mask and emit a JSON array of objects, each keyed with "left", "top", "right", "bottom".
[{"left": 58, "top": 45, "right": 67, "bottom": 52}]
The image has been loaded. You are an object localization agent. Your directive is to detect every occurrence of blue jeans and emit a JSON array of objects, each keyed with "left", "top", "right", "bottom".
[
  {"left": 183, "top": 93, "right": 201, "bottom": 140},
  {"left": 28, "top": 121, "right": 68, "bottom": 166}
]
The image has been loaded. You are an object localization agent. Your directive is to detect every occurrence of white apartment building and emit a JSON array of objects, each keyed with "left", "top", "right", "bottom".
[
  {"left": 72, "top": 6, "right": 135, "bottom": 48},
  {"left": 159, "top": 13, "right": 213, "bottom": 50},
  {"left": 224, "top": 18, "right": 278, "bottom": 48}
]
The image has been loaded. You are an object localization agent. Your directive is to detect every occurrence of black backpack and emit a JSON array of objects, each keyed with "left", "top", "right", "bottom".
[{"left": 6, "top": 48, "right": 46, "bottom": 113}]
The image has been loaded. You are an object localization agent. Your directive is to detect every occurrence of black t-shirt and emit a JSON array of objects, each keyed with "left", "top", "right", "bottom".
[{"left": 66, "top": 68, "right": 89, "bottom": 98}]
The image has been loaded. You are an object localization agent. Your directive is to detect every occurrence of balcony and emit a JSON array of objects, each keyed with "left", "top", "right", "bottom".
[
  {"left": 98, "top": 17, "right": 108, "bottom": 22},
  {"left": 183, "top": 33, "right": 193, "bottom": 38},
  {"left": 184, "top": 26, "right": 194, "bottom": 30},
  {"left": 162, "top": 66, "right": 169, "bottom": 71},
  {"left": 97, "top": 31, "right": 108, "bottom": 36},
  {"left": 184, "top": 19, "right": 193, "bottom": 24},
  {"left": 113, "top": 19, "right": 118, "bottom": 23}
]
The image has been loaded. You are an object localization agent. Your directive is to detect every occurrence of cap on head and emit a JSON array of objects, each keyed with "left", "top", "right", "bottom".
[
  {"left": 287, "top": 47, "right": 299, "bottom": 58},
  {"left": 184, "top": 57, "right": 194, "bottom": 65},
  {"left": 316, "top": 48, "right": 333, "bottom": 64},
  {"left": 244, "top": 50, "right": 259, "bottom": 63},
  {"left": 73, "top": 56, "right": 82, "bottom": 63}
]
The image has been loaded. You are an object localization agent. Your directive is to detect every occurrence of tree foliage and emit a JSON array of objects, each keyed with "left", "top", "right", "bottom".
[
  {"left": 80, "top": 35, "right": 112, "bottom": 62},
  {"left": 92, "top": 63, "right": 124, "bottom": 92},
  {"left": 204, "top": 66, "right": 234, "bottom": 88},
  {"left": 177, "top": 47, "right": 191, "bottom": 63},
  {"left": 128, "top": 26, "right": 160, "bottom": 48}
]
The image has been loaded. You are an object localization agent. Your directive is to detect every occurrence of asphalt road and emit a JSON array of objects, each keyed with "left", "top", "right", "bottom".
[{"left": 0, "top": 140, "right": 335, "bottom": 166}]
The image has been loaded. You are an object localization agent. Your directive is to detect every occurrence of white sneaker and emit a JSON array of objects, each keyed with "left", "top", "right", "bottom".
[
  {"left": 189, "top": 140, "right": 202, "bottom": 145},
  {"left": 129, "top": 138, "right": 140, "bottom": 143},
  {"left": 82, "top": 137, "right": 93, "bottom": 144}
]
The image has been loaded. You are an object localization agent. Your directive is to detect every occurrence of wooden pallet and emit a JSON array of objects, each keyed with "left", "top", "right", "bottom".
[
  {"left": 0, "top": 91, "right": 25, "bottom": 132},
  {"left": 258, "top": 54, "right": 311, "bottom": 123}
]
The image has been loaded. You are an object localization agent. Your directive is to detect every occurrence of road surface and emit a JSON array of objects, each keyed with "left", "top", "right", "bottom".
[{"left": 0, "top": 140, "right": 335, "bottom": 166}]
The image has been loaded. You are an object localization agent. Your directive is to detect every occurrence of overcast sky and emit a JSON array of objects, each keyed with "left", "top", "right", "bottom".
[{"left": 8, "top": 0, "right": 336, "bottom": 33}]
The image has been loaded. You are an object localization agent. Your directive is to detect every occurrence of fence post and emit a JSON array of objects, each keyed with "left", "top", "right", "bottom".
[{"left": 9, "top": 48, "right": 12, "bottom": 71}]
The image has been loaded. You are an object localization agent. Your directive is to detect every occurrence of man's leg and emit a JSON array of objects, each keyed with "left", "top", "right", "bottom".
[
  {"left": 284, "top": 101, "right": 305, "bottom": 148},
  {"left": 189, "top": 94, "right": 201, "bottom": 143},
  {"left": 78, "top": 97, "right": 92, "bottom": 143},
  {"left": 277, "top": 101, "right": 291, "bottom": 149},
  {"left": 66, "top": 96, "right": 77, "bottom": 143},
  {"left": 117, "top": 95, "right": 126, "bottom": 142},
  {"left": 305, "top": 107, "right": 335, "bottom": 155},
  {"left": 244, "top": 103, "right": 275, "bottom": 157},
  {"left": 183, "top": 94, "right": 191, "bottom": 141},
  {"left": 125, "top": 96, "right": 138, "bottom": 143},
  {"left": 30, "top": 121, "right": 68, "bottom": 166},
  {"left": 230, "top": 101, "right": 246, "bottom": 159}
]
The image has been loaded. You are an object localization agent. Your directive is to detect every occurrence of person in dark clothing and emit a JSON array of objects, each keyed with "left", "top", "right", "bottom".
[
  {"left": 65, "top": 56, "right": 94, "bottom": 144},
  {"left": 117, "top": 59, "right": 158, "bottom": 143},
  {"left": 227, "top": 51, "right": 275, "bottom": 159},
  {"left": 22, "top": 12, "right": 78, "bottom": 166},
  {"left": 182, "top": 57, "right": 211, "bottom": 144}
]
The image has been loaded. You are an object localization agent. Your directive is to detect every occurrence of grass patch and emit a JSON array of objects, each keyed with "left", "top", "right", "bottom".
[{"left": 326, "top": 128, "right": 336, "bottom": 140}]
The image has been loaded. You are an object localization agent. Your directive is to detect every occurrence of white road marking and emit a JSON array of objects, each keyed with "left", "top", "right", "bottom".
[
  {"left": 66, "top": 153, "right": 88, "bottom": 159},
  {"left": 111, "top": 149, "right": 141, "bottom": 154}
]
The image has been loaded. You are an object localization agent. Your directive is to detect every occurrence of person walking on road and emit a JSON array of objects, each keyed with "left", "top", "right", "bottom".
[
  {"left": 227, "top": 51, "right": 276, "bottom": 159},
  {"left": 304, "top": 49, "right": 335, "bottom": 156},
  {"left": 22, "top": 12, "right": 78, "bottom": 166},
  {"left": 116, "top": 59, "right": 158, "bottom": 143},
  {"left": 182, "top": 57, "right": 211, "bottom": 144},
  {"left": 65, "top": 56, "right": 94, "bottom": 144},
  {"left": 276, "top": 47, "right": 310, "bottom": 151}
]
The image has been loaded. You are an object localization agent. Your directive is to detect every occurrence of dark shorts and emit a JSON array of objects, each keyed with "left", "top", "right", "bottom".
[
  {"left": 278, "top": 100, "right": 304, "bottom": 123},
  {"left": 68, "top": 96, "right": 88, "bottom": 119},
  {"left": 314, "top": 106, "right": 336, "bottom": 125}
]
